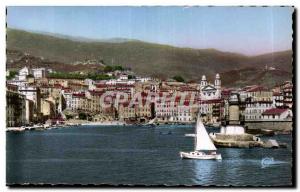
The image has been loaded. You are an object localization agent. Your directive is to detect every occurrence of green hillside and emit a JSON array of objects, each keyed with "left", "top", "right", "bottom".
[{"left": 6, "top": 28, "right": 293, "bottom": 86}]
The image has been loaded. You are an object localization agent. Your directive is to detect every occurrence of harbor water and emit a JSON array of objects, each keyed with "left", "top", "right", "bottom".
[{"left": 6, "top": 125, "right": 293, "bottom": 186}]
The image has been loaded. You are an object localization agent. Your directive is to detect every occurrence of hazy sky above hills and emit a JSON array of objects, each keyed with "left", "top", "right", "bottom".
[{"left": 7, "top": 6, "right": 293, "bottom": 56}]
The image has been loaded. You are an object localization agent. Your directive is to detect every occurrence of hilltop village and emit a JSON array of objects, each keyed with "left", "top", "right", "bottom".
[{"left": 6, "top": 65, "right": 293, "bottom": 132}]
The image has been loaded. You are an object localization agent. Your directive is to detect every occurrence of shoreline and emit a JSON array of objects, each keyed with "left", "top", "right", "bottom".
[{"left": 6, "top": 123, "right": 292, "bottom": 136}]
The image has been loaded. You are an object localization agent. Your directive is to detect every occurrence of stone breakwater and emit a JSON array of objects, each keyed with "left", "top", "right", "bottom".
[
  {"left": 245, "top": 121, "right": 292, "bottom": 132},
  {"left": 210, "top": 133, "right": 287, "bottom": 148}
]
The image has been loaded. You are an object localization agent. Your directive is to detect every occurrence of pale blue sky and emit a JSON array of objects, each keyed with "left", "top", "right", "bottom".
[{"left": 7, "top": 6, "right": 294, "bottom": 55}]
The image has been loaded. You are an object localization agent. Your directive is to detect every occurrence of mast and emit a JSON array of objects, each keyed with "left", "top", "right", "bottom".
[{"left": 194, "top": 113, "right": 200, "bottom": 150}]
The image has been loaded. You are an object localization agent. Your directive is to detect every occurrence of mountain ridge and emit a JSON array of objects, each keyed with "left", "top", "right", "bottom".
[{"left": 6, "top": 28, "right": 293, "bottom": 87}]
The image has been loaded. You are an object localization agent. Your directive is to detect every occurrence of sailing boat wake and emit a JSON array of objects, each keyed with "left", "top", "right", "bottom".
[{"left": 180, "top": 114, "right": 222, "bottom": 160}]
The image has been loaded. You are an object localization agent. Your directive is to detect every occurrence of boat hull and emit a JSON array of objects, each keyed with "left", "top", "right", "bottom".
[{"left": 180, "top": 151, "right": 222, "bottom": 160}]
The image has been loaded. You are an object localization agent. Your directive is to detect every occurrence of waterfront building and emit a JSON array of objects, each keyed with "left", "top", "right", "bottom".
[
  {"left": 62, "top": 89, "right": 73, "bottom": 111},
  {"left": 244, "top": 99, "right": 274, "bottom": 121},
  {"left": 177, "top": 104, "right": 196, "bottom": 123},
  {"left": 282, "top": 83, "right": 293, "bottom": 109},
  {"left": 199, "top": 99, "right": 223, "bottom": 124},
  {"left": 6, "top": 85, "right": 26, "bottom": 127},
  {"left": 69, "top": 92, "right": 86, "bottom": 111},
  {"left": 272, "top": 92, "right": 284, "bottom": 108},
  {"left": 261, "top": 108, "right": 292, "bottom": 121},
  {"left": 242, "top": 86, "right": 274, "bottom": 121},
  {"left": 118, "top": 102, "right": 136, "bottom": 121},
  {"left": 134, "top": 101, "right": 152, "bottom": 121},
  {"left": 86, "top": 90, "right": 104, "bottom": 112},
  {"left": 155, "top": 97, "right": 178, "bottom": 123},
  {"left": 25, "top": 99, "right": 35, "bottom": 124},
  {"left": 41, "top": 99, "right": 56, "bottom": 121},
  {"left": 155, "top": 96, "right": 197, "bottom": 123},
  {"left": 18, "top": 85, "right": 42, "bottom": 122}
]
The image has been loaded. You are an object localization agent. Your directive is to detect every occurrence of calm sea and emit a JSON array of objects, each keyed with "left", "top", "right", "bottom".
[{"left": 6, "top": 125, "right": 293, "bottom": 186}]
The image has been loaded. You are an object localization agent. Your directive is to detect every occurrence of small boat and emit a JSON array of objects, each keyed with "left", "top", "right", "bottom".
[
  {"left": 145, "top": 118, "right": 157, "bottom": 126},
  {"left": 6, "top": 127, "right": 26, "bottom": 132},
  {"left": 159, "top": 131, "right": 172, "bottom": 135},
  {"left": 180, "top": 114, "right": 222, "bottom": 160}
]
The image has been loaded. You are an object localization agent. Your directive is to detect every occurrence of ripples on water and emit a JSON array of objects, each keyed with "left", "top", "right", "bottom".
[{"left": 6, "top": 125, "right": 293, "bottom": 186}]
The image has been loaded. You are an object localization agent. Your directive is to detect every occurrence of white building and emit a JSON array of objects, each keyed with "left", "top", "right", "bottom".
[
  {"left": 62, "top": 90, "right": 73, "bottom": 110},
  {"left": 272, "top": 92, "right": 284, "bottom": 108},
  {"left": 18, "top": 66, "right": 32, "bottom": 80},
  {"left": 136, "top": 77, "right": 152, "bottom": 83},
  {"left": 105, "top": 78, "right": 136, "bottom": 85},
  {"left": 155, "top": 100, "right": 177, "bottom": 122},
  {"left": 32, "top": 68, "right": 48, "bottom": 79},
  {"left": 244, "top": 100, "right": 274, "bottom": 121},
  {"left": 85, "top": 79, "right": 96, "bottom": 90},
  {"left": 261, "top": 108, "right": 293, "bottom": 121},
  {"left": 18, "top": 86, "right": 40, "bottom": 102},
  {"left": 18, "top": 85, "right": 42, "bottom": 122},
  {"left": 17, "top": 66, "right": 51, "bottom": 80},
  {"left": 118, "top": 74, "right": 128, "bottom": 80},
  {"left": 199, "top": 74, "right": 221, "bottom": 100},
  {"left": 177, "top": 105, "right": 194, "bottom": 123},
  {"left": 155, "top": 99, "right": 197, "bottom": 123}
]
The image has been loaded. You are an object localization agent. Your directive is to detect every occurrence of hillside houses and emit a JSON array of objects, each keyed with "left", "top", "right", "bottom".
[{"left": 6, "top": 66, "right": 294, "bottom": 127}]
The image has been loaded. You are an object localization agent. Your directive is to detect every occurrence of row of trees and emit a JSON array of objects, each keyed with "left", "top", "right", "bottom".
[
  {"left": 103, "top": 65, "right": 125, "bottom": 73},
  {"left": 172, "top": 75, "right": 185, "bottom": 82},
  {"left": 48, "top": 65, "right": 126, "bottom": 80},
  {"left": 48, "top": 72, "right": 113, "bottom": 80}
]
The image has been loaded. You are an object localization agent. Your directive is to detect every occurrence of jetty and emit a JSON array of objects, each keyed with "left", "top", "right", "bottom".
[{"left": 209, "top": 93, "right": 287, "bottom": 149}]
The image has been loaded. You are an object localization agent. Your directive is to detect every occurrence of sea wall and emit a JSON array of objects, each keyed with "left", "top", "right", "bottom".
[
  {"left": 215, "top": 133, "right": 254, "bottom": 141},
  {"left": 245, "top": 121, "right": 293, "bottom": 132}
]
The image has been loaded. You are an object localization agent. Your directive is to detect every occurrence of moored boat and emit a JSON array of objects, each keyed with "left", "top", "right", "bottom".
[{"left": 7, "top": 127, "right": 26, "bottom": 132}]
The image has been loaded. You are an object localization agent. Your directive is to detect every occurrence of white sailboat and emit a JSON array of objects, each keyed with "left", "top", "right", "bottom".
[{"left": 180, "top": 115, "right": 222, "bottom": 160}]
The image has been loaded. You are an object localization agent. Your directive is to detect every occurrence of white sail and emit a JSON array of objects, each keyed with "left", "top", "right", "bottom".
[
  {"left": 147, "top": 118, "right": 156, "bottom": 125},
  {"left": 194, "top": 116, "right": 217, "bottom": 151}
]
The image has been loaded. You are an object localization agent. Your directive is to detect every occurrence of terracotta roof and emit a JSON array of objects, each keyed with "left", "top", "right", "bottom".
[
  {"left": 221, "top": 89, "right": 231, "bottom": 95},
  {"left": 198, "top": 99, "right": 222, "bottom": 104},
  {"left": 72, "top": 93, "right": 85, "bottom": 98},
  {"left": 247, "top": 86, "right": 269, "bottom": 92},
  {"left": 284, "top": 85, "right": 293, "bottom": 89},
  {"left": 262, "top": 108, "right": 288, "bottom": 115},
  {"left": 116, "top": 84, "right": 134, "bottom": 88},
  {"left": 89, "top": 90, "right": 105, "bottom": 96},
  {"left": 273, "top": 92, "right": 282, "bottom": 96}
]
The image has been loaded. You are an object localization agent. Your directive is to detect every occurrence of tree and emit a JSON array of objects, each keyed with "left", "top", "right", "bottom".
[
  {"left": 113, "top": 65, "right": 124, "bottom": 71},
  {"left": 78, "top": 112, "right": 87, "bottom": 120},
  {"left": 173, "top": 75, "right": 185, "bottom": 82},
  {"left": 6, "top": 70, "right": 17, "bottom": 80},
  {"left": 104, "top": 65, "right": 113, "bottom": 73}
]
